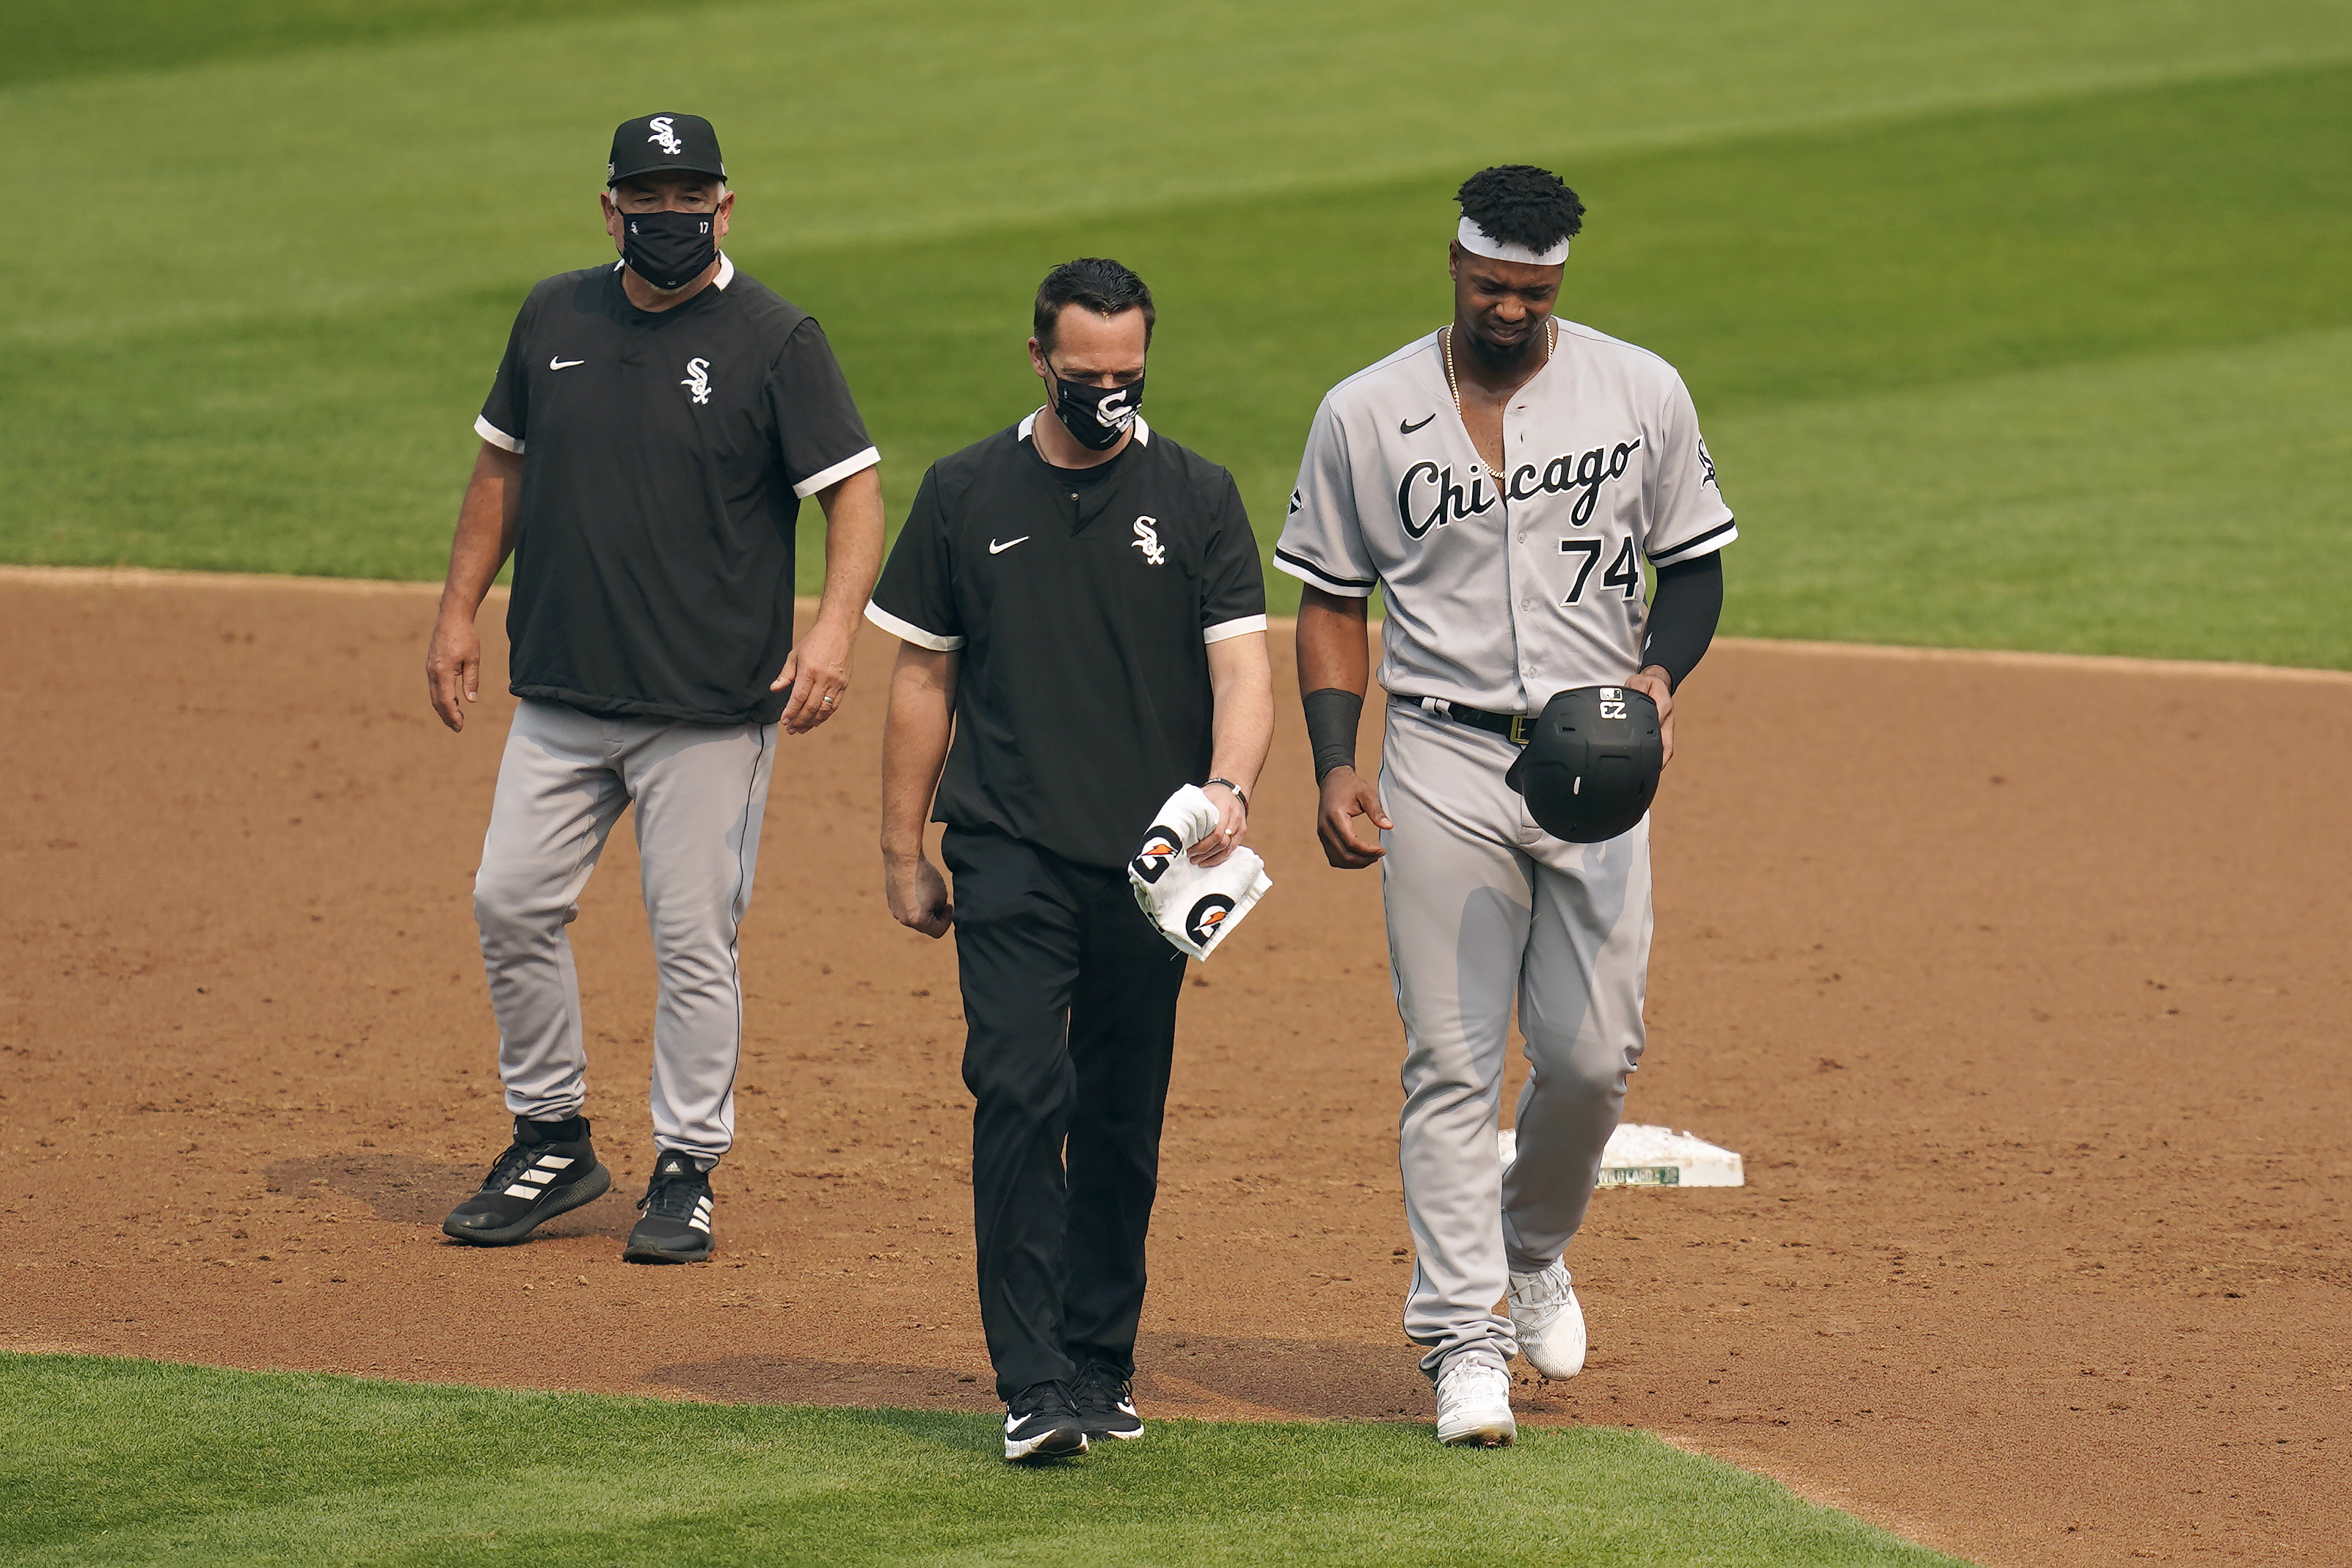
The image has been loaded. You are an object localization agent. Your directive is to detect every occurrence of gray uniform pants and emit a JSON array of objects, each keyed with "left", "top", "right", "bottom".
[
  {"left": 473, "top": 698, "right": 776, "bottom": 1164},
  {"left": 1380, "top": 702, "right": 1652, "bottom": 1378}
]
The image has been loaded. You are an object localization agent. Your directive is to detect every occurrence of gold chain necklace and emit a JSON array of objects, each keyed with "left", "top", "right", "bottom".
[{"left": 1442, "top": 318, "right": 1557, "bottom": 479}]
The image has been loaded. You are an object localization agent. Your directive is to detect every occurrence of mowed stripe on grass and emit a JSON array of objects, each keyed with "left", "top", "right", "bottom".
[{"left": 1, "top": 1354, "right": 1971, "bottom": 1567}]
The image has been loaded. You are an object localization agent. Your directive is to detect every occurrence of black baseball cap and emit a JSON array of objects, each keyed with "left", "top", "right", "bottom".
[{"left": 608, "top": 113, "right": 726, "bottom": 186}]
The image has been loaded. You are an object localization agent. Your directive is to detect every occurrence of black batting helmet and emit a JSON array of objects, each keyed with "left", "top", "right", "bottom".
[{"left": 1504, "top": 685, "right": 1664, "bottom": 842}]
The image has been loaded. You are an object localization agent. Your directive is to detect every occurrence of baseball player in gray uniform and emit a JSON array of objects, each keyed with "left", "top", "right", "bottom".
[{"left": 1277, "top": 166, "right": 1733, "bottom": 1445}]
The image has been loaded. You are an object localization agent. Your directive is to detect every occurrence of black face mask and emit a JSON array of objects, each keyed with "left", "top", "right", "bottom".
[
  {"left": 1050, "top": 370, "right": 1145, "bottom": 451},
  {"left": 620, "top": 208, "right": 717, "bottom": 292}
]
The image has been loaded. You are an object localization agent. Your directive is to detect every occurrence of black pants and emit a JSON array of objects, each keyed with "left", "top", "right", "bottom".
[{"left": 943, "top": 827, "right": 1188, "bottom": 1402}]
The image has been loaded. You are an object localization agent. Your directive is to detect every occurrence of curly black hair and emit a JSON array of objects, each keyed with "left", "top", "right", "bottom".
[
  {"left": 1455, "top": 165, "right": 1585, "bottom": 255},
  {"left": 1033, "top": 258, "right": 1157, "bottom": 349}
]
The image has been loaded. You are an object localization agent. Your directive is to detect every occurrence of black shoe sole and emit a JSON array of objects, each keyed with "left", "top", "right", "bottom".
[
  {"left": 622, "top": 1230, "right": 713, "bottom": 1265},
  {"left": 441, "top": 1162, "right": 612, "bottom": 1246}
]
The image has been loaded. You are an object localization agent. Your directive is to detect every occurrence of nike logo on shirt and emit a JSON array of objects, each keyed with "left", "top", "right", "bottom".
[
  {"left": 989, "top": 536, "right": 1030, "bottom": 554},
  {"left": 550, "top": 357, "right": 585, "bottom": 370},
  {"left": 1399, "top": 413, "right": 1437, "bottom": 434}
]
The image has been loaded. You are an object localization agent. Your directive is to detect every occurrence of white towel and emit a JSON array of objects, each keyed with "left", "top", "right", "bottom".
[{"left": 1126, "top": 784, "right": 1273, "bottom": 960}]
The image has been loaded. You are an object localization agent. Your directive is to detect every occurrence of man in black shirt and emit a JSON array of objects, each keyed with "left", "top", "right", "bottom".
[
  {"left": 426, "top": 113, "right": 884, "bottom": 1265},
  {"left": 867, "top": 259, "right": 1273, "bottom": 1460}
]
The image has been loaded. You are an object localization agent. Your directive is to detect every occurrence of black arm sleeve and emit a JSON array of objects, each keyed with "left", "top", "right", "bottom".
[
  {"left": 1303, "top": 688, "right": 1364, "bottom": 782},
  {"left": 1641, "top": 553, "right": 1724, "bottom": 692}
]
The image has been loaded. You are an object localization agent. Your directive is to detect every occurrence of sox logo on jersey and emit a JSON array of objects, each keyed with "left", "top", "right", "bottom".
[{"left": 1132, "top": 515, "right": 1166, "bottom": 566}]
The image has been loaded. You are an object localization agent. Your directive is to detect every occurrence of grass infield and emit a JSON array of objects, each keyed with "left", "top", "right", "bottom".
[
  {"left": 2, "top": 1354, "right": 1970, "bottom": 1567},
  {"left": 3, "top": 1, "right": 2348, "bottom": 663}
]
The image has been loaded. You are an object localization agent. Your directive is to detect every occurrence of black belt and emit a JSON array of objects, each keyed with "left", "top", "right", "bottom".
[{"left": 1393, "top": 695, "right": 1532, "bottom": 745}]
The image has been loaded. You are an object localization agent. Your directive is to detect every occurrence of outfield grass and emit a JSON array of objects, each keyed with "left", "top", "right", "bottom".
[
  {"left": 4, "top": 1, "right": 2348, "bottom": 663},
  {"left": 1, "top": 1354, "right": 1967, "bottom": 1567}
]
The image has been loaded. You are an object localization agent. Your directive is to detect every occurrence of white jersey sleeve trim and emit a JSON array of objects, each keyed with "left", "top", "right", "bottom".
[
  {"left": 793, "top": 445, "right": 881, "bottom": 500},
  {"left": 1648, "top": 519, "right": 1738, "bottom": 564},
  {"left": 863, "top": 601, "right": 965, "bottom": 652},
  {"left": 475, "top": 415, "right": 523, "bottom": 454},
  {"left": 1202, "top": 614, "right": 1268, "bottom": 644},
  {"left": 1273, "top": 546, "right": 1376, "bottom": 598}
]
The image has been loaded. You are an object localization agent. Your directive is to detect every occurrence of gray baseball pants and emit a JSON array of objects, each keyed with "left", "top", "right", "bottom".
[
  {"left": 1380, "top": 701, "right": 1652, "bottom": 1379},
  {"left": 473, "top": 698, "right": 776, "bottom": 1165}
]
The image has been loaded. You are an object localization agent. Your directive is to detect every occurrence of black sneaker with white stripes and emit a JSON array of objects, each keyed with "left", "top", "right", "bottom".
[
  {"left": 1003, "top": 1380, "right": 1089, "bottom": 1462},
  {"left": 1071, "top": 1360, "right": 1144, "bottom": 1442},
  {"left": 441, "top": 1115, "right": 611, "bottom": 1246},
  {"left": 622, "top": 1152, "right": 716, "bottom": 1263}
]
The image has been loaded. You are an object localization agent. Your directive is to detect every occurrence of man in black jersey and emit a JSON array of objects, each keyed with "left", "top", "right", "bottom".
[
  {"left": 866, "top": 259, "right": 1273, "bottom": 1460},
  {"left": 426, "top": 113, "right": 884, "bottom": 1266}
]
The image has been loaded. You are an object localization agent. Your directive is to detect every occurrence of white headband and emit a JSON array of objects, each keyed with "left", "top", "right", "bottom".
[{"left": 1456, "top": 216, "right": 1570, "bottom": 266}]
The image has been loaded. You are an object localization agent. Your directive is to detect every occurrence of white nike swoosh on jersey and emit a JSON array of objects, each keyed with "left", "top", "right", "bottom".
[
  {"left": 989, "top": 537, "right": 1030, "bottom": 554},
  {"left": 549, "top": 357, "right": 585, "bottom": 370}
]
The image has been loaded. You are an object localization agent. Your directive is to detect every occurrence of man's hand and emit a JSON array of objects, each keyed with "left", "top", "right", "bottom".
[
  {"left": 1317, "top": 765, "right": 1391, "bottom": 869},
  {"left": 1626, "top": 665, "right": 1676, "bottom": 767},
  {"left": 774, "top": 616, "right": 854, "bottom": 734},
  {"left": 884, "top": 852, "right": 953, "bottom": 938},
  {"left": 426, "top": 611, "right": 483, "bottom": 732},
  {"left": 1189, "top": 782, "right": 1249, "bottom": 867}
]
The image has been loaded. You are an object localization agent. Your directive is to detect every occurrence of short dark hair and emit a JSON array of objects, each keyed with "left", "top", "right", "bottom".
[
  {"left": 1456, "top": 165, "right": 1585, "bottom": 255},
  {"left": 1033, "top": 258, "right": 1155, "bottom": 351}
]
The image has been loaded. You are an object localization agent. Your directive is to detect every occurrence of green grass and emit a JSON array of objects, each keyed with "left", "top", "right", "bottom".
[
  {"left": 0, "top": 0, "right": 727, "bottom": 87},
  {"left": 1, "top": 1354, "right": 1967, "bottom": 1567},
  {"left": 3, "top": 0, "right": 2349, "bottom": 663}
]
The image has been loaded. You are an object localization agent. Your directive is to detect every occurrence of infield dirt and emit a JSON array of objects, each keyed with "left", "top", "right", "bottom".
[{"left": 3, "top": 572, "right": 2346, "bottom": 1567}]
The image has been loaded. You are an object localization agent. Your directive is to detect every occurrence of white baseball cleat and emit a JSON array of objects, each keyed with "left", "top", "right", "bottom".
[
  {"left": 1507, "top": 1261, "right": 1587, "bottom": 1380},
  {"left": 1434, "top": 1354, "right": 1517, "bottom": 1447}
]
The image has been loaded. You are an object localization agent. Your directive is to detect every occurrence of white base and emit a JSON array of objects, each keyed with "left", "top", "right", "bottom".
[{"left": 1497, "top": 1123, "right": 1744, "bottom": 1188}]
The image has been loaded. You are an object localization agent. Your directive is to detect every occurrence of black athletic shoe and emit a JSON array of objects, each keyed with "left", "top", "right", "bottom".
[
  {"left": 1071, "top": 1360, "right": 1144, "bottom": 1443},
  {"left": 441, "top": 1116, "right": 611, "bottom": 1246},
  {"left": 622, "top": 1152, "right": 715, "bottom": 1263},
  {"left": 1003, "top": 1381, "right": 1089, "bottom": 1462}
]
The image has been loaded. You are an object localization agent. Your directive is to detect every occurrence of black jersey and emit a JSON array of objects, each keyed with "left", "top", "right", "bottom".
[
  {"left": 476, "top": 256, "right": 876, "bottom": 726},
  {"left": 866, "top": 412, "right": 1267, "bottom": 869}
]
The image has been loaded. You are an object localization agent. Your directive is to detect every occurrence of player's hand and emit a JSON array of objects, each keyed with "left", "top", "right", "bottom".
[
  {"left": 884, "top": 852, "right": 953, "bottom": 939},
  {"left": 776, "top": 617, "right": 854, "bottom": 734},
  {"left": 1316, "top": 766, "right": 1391, "bottom": 869},
  {"left": 426, "top": 612, "right": 483, "bottom": 733},
  {"left": 1628, "top": 666, "right": 1675, "bottom": 767},
  {"left": 1189, "top": 782, "right": 1248, "bottom": 867}
]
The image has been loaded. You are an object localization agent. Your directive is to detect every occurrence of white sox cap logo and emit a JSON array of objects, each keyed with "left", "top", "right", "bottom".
[
  {"left": 648, "top": 116, "right": 685, "bottom": 156},
  {"left": 1132, "top": 516, "right": 1165, "bottom": 566},
  {"left": 681, "top": 357, "right": 711, "bottom": 405}
]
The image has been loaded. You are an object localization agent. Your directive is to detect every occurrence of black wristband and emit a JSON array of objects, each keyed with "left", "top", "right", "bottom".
[
  {"left": 1204, "top": 777, "right": 1249, "bottom": 812},
  {"left": 1303, "top": 688, "right": 1365, "bottom": 782}
]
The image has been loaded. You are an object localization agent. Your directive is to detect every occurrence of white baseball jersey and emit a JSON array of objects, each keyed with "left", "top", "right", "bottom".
[{"left": 1275, "top": 321, "right": 1735, "bottom": 713}]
